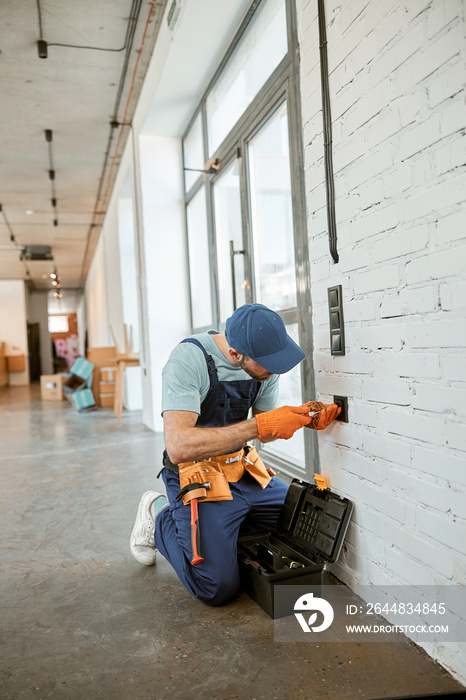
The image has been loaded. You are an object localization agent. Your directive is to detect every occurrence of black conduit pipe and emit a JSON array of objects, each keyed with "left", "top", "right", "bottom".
[{"left": 317, "top": 0, "right": 339, "bottom": 263}]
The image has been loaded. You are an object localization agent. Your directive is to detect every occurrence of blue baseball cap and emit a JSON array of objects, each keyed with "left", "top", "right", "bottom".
[{"left": 225, "top": 303, "right": 306, "bottom": 374}]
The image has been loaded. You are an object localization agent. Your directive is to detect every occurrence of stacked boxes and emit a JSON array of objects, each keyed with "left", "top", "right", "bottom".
[
  {"left": 99, "top": 366, "right": 116, "bottom": 408},
  {"left": 63, "top": 357, "right": 95, "bottom": 410},
  {"left": 86, "top": 347, "right": 116, "bottom": 407}
]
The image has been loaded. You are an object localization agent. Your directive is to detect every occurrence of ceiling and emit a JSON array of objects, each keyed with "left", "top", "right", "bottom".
[{"left": 0, "top": 0, "right": 167, "bottom": 313}]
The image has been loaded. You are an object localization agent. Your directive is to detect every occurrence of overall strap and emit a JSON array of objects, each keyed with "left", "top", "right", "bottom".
[{"left": 180, "top": 338, "right": 218, "bottom": 385}]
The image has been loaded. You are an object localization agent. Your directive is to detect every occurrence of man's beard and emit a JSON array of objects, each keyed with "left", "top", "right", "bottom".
[{"left": 238, "top": 356, "right": 271, "bottom": 382}]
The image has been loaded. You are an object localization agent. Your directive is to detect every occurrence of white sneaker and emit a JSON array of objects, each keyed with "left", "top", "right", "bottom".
[{"left": 130, "top": 491, "right": 169, "bottom": 565}]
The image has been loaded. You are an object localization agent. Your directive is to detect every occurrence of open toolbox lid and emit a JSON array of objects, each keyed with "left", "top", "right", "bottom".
[{"left": 275, "top": 479, "right": 353, "bottom": 564}]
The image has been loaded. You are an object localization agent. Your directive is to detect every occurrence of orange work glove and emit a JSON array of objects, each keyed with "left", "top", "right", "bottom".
[
  {"left": 256, "top": 404, "right": 313, "bottom": 440},
  {"left": 304, "top": 401, "right": 341, "bottom": 430}
]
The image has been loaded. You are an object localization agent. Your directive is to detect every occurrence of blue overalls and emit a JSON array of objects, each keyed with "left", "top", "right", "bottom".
[{"left": 154, "top": 338, "right": 289, "bottom": 606}]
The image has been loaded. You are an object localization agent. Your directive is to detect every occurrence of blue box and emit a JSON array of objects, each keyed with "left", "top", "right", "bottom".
[
  {"left": 69, "top": 357, "right": 94, "bottom": 381},
  {"left": 68, "top": 388, "right": 95, "bottom": 411},
  {"left": 63, "top": 358, "right": 94, "bottom": 394}
]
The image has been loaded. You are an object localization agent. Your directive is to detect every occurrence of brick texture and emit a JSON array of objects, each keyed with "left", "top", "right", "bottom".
[{"left": 297, "top": 0, "right": 466, "bottom": 682}]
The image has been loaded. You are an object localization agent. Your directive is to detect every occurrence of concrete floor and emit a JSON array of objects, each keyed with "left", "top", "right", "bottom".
[{"left": 1, "top": 385, "right": 465, "bottom": 700}]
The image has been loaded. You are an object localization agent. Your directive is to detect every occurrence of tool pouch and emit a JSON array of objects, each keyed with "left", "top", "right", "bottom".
[
  {"left": 243, "top": 445, "right": 271, "bottom": 489},
  {"left": 178, "top": 461, "right": 233, "bottom": 505},
  {"left": 177, "top": 445, "right": 271, "bottom": 505}
]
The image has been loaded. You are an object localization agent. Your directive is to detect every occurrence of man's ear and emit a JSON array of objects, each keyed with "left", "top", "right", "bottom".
[{"left": 229, "top": 348, "right": 242, "bottom": 363}]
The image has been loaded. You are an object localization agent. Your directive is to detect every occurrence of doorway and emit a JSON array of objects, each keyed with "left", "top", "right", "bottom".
[{"left": 27, "top": 322, "right": 41, "bottom": 381}]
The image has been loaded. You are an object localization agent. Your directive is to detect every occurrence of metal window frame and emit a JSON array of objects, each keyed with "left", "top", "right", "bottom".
[{"left": 182, "top": 0, "right": 318, "bottom": 480}]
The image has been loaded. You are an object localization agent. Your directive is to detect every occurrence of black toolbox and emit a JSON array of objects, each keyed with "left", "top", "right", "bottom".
[{"left": 238, "top": 478, "right": 353, "bottom": 618}]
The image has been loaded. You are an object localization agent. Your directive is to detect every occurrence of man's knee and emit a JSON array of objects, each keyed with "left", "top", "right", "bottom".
[{"left": 193, "top": 571, "right": 240, "bottom": 607}]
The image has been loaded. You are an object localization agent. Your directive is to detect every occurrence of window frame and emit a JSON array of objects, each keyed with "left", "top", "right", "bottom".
[{"left": 182, "top": 0, "right": 318, "bottom": 480}]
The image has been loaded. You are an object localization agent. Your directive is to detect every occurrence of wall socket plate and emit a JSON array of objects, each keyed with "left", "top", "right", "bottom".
[{"left": 333, "top": 395, "right": 348, "bottom": 422}]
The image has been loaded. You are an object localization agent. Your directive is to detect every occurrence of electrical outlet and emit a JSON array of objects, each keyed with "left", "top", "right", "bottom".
[{"left": 333, "top": 395, "right": 348, "bottom": 423}]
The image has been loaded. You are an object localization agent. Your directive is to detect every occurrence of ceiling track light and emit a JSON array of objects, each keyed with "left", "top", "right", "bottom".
[
  {"left": 50, "top": 268, "right": 62, "bottom": 296},
  {"left": 44, "top": 133, "right": 58, "bottom": 225},
  {"left": 1, "top": 204, "right": 33, "bottom": 279},
  {"left": 0, "top": 204, "right": 18, "bottom": 246}
]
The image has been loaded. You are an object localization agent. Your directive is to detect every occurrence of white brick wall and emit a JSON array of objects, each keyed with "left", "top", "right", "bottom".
[{"left": 297, "top": 0, "right": 466, "bottom": 683}]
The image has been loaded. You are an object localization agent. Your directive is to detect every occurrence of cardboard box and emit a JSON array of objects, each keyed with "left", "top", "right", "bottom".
[
  {"left": 238, "top": 479, "right": 353, "bottom": 618},
  {"left": 63, "top": 357, "right": 94, "bottom": 394},
  {"left": 100, "top": 381, "right": 115, "bottom": 393},
  {"left": 68, "top": 388, "right": 95, "bottom": 411},
  {"left": 63, "top": 374, "right": 86, "bottom": 392},
  {"left": 68, "top": 357, "right": 94, "bottom": 381},
  {"left": 100, "top": 394, "right": 115, "bottom": 408},
  {"left": 86, "top": 348, "right": 116, "bottom": 406},
  {"left": 100, "top": 367, "right": 116, "bottom": 382},
  {"left": 40, "top": 374, "right": 65, "bottom": 401},
  {"left": 7, "top": 355, "right": 25, "bottom": 372}
]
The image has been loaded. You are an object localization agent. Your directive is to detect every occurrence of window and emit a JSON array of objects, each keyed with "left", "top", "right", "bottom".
[
  {"left": 206, "top": 0, "right": 287, "bottom": 155},
  {"left": 182, "top": 0, "right": 315, "bottom": 478},
  {"left": 186, "top": 186, "right": 213, "bottom": 329},
  {"left": 248, "top": 101, "right": 296, "bottom": 311},
  {"left": 212, "top": 158, "right": 246, "bottom": 323},
  {"left": 183, "top": 112, "right": 204, "bottom": 192},
  {"left": 48, "top": 316, "right": 69, "bottom": 333}
]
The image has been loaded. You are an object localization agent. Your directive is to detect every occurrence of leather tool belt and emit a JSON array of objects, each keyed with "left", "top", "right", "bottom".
[{"left": 174, "top": 445, "right": 271, "bottom": 506}]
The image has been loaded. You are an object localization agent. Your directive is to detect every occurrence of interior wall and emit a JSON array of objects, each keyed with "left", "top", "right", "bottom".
[
  {"left": 118, "top": 197, "right": 139, "bottom": 352},
  {"left": 118, "top": 193, "right": 143, "bottom": 411},
  {"left": 138, "top": 134, "right": 190, "bottom": 432},
  {"left": 76, "top": 295, "right": 87, "bottom": 357},
  {"left": 297, "top": 0, "right": 466, "bottom": 682},
  {"left": 0, "top": 280, "right": 29, "bottom": 386},
  {"left": 101, "top": 194, "right": 124, "bottom": 349},
  {"left": 27, "top": 291, "right": 53, "bottom": 376},
  {"left": 82, "top": 156, "right": 143, "bottom": 413},
  {"left": 84, "top": 235, "right": 110, "bottom": 348}
]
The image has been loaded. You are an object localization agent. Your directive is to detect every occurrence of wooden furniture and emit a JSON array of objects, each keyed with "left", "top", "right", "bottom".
[
  {"left": 98, "top": 367, "right": 116, "bottom": 407},
  {"left": 110, "top": 325, "right": 140, "bottom": 420},
  {"left": 6, "top": 354, "right": 26, "bottom": 372},
  {"left": 86, "top": 347, "right": 117, "bottom": 407},
  {"left": 0, "top": 343, "right": 7, "bottom": 388}
]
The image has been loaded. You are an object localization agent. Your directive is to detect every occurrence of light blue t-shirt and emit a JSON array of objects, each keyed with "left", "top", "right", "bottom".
[{"left": 161, "top": 330, "right": 280, "bottom": 416}]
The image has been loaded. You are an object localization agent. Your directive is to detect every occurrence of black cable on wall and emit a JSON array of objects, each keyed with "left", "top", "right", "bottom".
[{"left": 317, "top": 0, "right": 339, "bottom": 264}]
